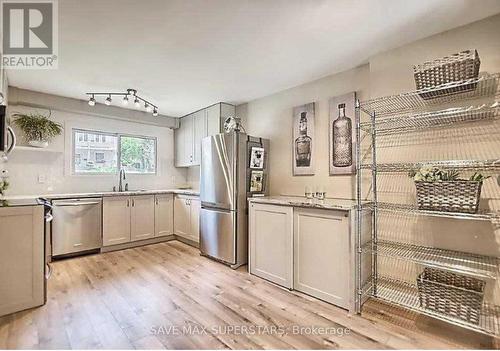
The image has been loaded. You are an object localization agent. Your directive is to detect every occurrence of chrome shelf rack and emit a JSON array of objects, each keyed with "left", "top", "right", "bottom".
[
  {"left": 355, "top": 73, "right": 500, "bottom": 337},
  {"left": 361, "top": 240, "right": 499, "bottom": 279},
  {"left": 362, "top": 276, "right": 500, "bottom": 336}
]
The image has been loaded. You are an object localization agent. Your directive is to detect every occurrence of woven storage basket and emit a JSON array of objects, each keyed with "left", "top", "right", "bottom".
[
  {"left": 414, "top": 49, "right": 480, "bottom": 100},
  {"left": 415, "top": 180, "right": 482, "bottom": 214},
  {"left": 417, "top": 268, "right": 485, "bottom": 325}
]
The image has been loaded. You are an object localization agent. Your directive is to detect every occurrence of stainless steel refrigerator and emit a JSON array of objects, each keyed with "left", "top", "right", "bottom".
[{"left": 200, "top": 131, "right": 269, "bottom": 268}]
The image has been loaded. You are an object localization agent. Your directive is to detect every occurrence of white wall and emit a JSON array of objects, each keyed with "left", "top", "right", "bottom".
[
  {"left": 239, "top": 14, "right": 500, "bottom": 200},
  {"left": 4, "top": 104, "right": 187, "bottom": 196}
]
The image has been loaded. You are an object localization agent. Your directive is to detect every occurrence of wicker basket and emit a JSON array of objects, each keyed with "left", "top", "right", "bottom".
[
  {"left": 415, "top": 180, "right": 482, "bottom": 214},
  {"left": 417, "top": 268, "right": 485, "bottom": 325},
  {"left": 414, "top": 49, "right": 481, "bottom": 100}
]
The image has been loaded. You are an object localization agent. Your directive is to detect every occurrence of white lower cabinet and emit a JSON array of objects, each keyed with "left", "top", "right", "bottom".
[
  {"left": 104, "top": 194, "right": 169, "bottom": 246},
  {"left": 249, "top": 203, "right": 293, "bottom": 289},
  {"left": 174, "top": 195, "right": 200, "bottom": 243},
  {"left": 155, "top": 194, "right": 174, "bottom": 237},
  {"left": 103, "top": 196, "right": 131, "bottom": 246},
  {"left": 0, "top": 206, "right": 45, "bottom": 317},
  {"left": 130, "top": 195, "right": 155, "bottom": 242},
  {"left": 293, "top": 208, "right": 349, "bottom": 309},
  {"left": 189, "top": 198, "right": 201, "bottom": 243},
  {"left": 249, "top": 203, "right": 351, "bottom": 309}
]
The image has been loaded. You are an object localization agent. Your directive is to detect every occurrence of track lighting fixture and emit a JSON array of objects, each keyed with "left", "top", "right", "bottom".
[{"left": 86, "top": 88, "right": 159, "bottom": 116}]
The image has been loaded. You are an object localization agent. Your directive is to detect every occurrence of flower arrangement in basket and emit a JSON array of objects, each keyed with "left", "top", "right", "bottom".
[{"left": 408, "top": 166, "right": 489, "bottom": 214}]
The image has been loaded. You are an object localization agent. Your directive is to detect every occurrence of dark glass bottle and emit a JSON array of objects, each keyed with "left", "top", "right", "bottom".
[
  {"left": 333, "top": 103, "right": 352, "bottom": 167},
  {"left": 295, "top": 112, "right": 312, "bottom": 167}
]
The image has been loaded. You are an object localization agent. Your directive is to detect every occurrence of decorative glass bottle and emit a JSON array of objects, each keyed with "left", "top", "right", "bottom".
[
  {"left": 332, "top": 103, "right": 352, "bottom": 167},
  {"left": 295, "top": 112, "right": 312, "bottom": 167}
]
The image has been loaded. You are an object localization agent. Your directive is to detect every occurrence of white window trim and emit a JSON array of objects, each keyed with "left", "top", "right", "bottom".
[{"left": 71, "top": 128, "right": 158, "bottom": 176}]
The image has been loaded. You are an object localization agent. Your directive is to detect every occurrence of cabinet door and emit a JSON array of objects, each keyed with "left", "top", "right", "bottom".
[
  {"left": 189, "top": 197, "right": 201, "bottom": 243},
  {"left": 0, "top": 206, "right": 44, "bottom": 317},
  {"left": 130, "top": 195, "right": 155, "bottom": 242},
  {"left": 206, "top": 104, "right": 221, "bottom": 135},
  {"left": 155, "top": 194, "right": 174, "bottom": 237},
  {"left": 193, "top": 110, "right": 207, "bottom": 166},
  {"left": 175, "top": 115, "right": 194, "bottom": 167},
  {"left": 293, "top": 208, "right": 349, "bottom": 308},
  {"left": 249, "top": 203, "right": 293, "bottom": 289},
  {"left": 174, "top": 196, "right": 191, "bottom": 239},
  {"left": 103, "top": 196, "right": 131, "bottom": 246}
]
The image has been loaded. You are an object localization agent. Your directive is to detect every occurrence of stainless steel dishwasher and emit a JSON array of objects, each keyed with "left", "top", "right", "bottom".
[{"left": 52, "top": 198, "right": 102, "bottom": 257}]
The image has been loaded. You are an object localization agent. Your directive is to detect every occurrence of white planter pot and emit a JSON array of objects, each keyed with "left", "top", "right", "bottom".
[{"left": 28, "top": 140, "right": 49, "bottom": 148}]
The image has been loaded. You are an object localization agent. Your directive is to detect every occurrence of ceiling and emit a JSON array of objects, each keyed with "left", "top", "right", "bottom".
[{"left": 6, "top": 0, "right": 500, "bottom": 117}]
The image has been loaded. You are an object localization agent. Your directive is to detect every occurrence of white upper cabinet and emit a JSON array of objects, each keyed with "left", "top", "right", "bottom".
[
  {"left": 175, "top": 114, "right": 194, "bottom": 167},
  {"left": 175, "top": 103, "right": 235, "bottom": 167},
  {"left": 193, "top": 109, "right": 207, "bottom": 165}
]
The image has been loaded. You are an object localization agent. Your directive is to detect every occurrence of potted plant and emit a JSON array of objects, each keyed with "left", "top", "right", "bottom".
[
  {"left": 0, "top": 170, "right": 9, "bottom": 198},
  {"left": 12, "top": 110, "right": 62, "bottom": 148},
  {"left": 409, "top": 166, "right": 489, "bottom": 214}
]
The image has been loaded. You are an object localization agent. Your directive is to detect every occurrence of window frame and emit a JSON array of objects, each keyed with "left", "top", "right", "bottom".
[{"left": 72, "top": 128, "right": 158, "bottom": 176}]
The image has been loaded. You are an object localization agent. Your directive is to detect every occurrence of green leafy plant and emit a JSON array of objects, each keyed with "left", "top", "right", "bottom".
[
  {"left": 12, "top": 110, "right": 63, "bottom": 142},
  {"left": 0, "top": 178, "right": 9, "bottom": 197},
  {"left": 409, "top": 166, "right": 489, "bottom": 182}
]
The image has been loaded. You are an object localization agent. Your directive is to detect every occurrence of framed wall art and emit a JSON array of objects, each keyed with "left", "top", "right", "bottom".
[
  {"left": 292, "top": 102, "right": 315, "bottom": 176},
  {"left": 329, "top": 92, "right": 356, "bottom": 175}
]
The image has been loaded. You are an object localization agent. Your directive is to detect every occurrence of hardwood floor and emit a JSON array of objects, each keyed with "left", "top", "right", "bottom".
[{"left": 0, "top": 241, "right": 495, "bottom": 349}]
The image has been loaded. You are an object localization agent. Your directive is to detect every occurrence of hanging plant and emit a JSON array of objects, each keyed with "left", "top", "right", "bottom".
[{"left": 12, "top": 110, "right": 63, "bottom": 148}]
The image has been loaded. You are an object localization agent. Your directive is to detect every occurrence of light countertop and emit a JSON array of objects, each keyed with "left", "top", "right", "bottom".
[
  {"left": 248, "top": 196, "right": 356, "bottom": 211},
  {"left": 1, "top": 189, "right": 199, "bottom": 202}
]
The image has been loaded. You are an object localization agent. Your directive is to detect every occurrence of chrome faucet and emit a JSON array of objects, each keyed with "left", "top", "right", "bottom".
[{"left": 118, "top": 169, "right": 126, "bottom": 192}]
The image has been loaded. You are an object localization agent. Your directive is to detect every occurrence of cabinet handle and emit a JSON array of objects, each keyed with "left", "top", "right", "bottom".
[
  {"left": 127, "top": 199, "right": 130, "bottom": 207},
  {"left": 156, "top": 198, "right": 159, "bottom": 205},
  {"left": 132, "top": 199, "right": 135, "bottom": 207}
]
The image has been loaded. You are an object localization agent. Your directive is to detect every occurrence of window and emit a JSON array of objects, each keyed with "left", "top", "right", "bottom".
[
  {"left": 72, "top": 129, "right": 156, "bottom": 175},
  {"left": 73, "top": 130, "right": 118, "bottom": 174},
  {"left": 120, "top": 136, "right": 156, "bottom": 174}
]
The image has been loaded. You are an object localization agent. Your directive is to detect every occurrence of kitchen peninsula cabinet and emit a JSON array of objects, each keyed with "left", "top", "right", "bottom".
[{"left": 248, "top": 197, "right": 355, "bottom": 311}]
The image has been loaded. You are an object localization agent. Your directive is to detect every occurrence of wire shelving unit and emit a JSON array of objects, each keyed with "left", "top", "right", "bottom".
[{"left": 355, "top": 73, "right": 500, "bottom": 337}]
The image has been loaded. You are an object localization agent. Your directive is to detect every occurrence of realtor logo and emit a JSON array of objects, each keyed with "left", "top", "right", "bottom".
[{"left": 1, "top": 0, "right": 58, "bottom": 69}]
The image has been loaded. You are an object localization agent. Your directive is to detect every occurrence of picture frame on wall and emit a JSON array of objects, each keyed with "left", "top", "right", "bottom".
[
  {"left": 250, "top": 170, "right": 264, "bottom": 192},
  {"left": 329, "top": 92, "right": 356, "bottom": 175},
  {"left": 292, "top": 102, "right": 315, "bottom": 176},
  {"left": 249, "top": 146, "right": 265, "bottom": 169}
]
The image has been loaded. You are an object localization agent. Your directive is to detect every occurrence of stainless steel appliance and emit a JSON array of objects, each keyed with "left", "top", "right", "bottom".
[
  {"left": 52, "top": 198, "right": 102, "bottom": 257},
  {"left": 0, "top": 105, "right": 16, "bottom": 155},
  {"left": 200, "top": 131, "right": 269, "bottom": 268}
]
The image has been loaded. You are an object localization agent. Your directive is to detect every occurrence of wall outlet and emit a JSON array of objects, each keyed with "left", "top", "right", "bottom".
[{"left": 38, "top": 174, "right": 46, "bottom": 183}]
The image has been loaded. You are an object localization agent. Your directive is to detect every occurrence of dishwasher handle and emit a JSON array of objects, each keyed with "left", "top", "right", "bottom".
[{"left": 54, "top": 201, "right": 101, "bottom": 206}]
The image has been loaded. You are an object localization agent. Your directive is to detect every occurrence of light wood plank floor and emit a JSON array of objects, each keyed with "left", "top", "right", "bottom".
[{"left": 0, "top": 241, "right": 496, "bottom": 349}]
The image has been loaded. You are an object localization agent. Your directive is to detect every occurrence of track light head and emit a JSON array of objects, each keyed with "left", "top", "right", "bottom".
[
  {"left": 105, "top": 95, "right": 112, "bottom": 106},
  {"left": 122, "top": 95, "right": 129, "bottom": 105},
  {"left": 88, "top": 96, "right": 96, "bottom": 106},
  {"left": 134, "top": 97, "right": 140, "bottom": 107},
  {"left": 153, "top": 108, "right": 158, "bottom": 117}
]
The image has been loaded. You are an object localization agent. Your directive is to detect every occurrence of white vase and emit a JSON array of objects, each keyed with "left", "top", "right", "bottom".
[{"left": 28, "top": 140, "right": 49, "bottom": 148}]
